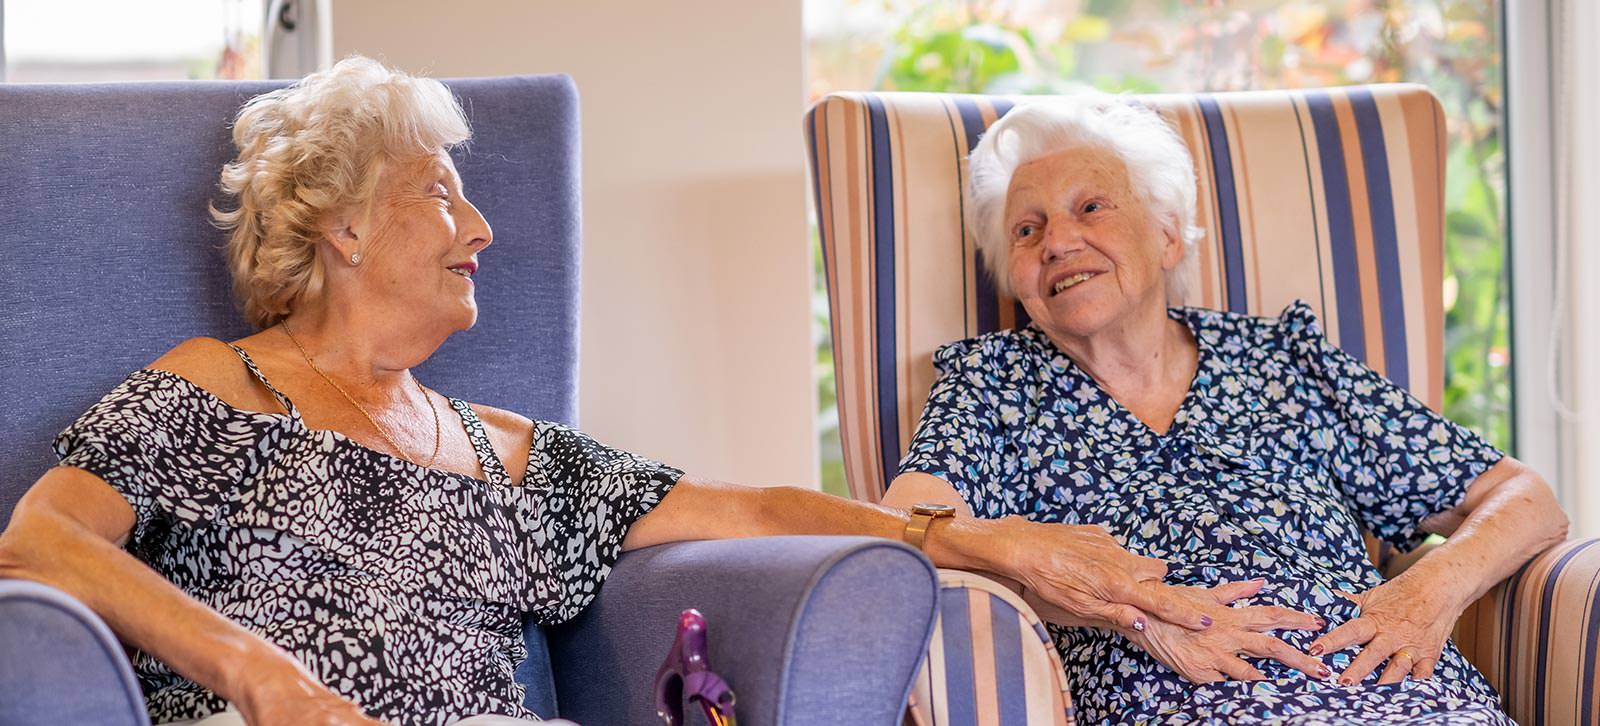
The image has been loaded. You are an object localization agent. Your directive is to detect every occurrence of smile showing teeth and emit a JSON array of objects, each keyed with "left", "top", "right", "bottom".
[
  {"left": 448, "top": 267, "right": 472, "bottom": 279},
  {"left": 1052, "top": 272, "right": 1095, "bottom": 294}
]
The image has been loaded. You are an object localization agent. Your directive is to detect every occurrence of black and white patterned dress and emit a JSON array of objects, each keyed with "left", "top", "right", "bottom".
[{"left": 54, "top": 345, "right": 682, "bottom": 726}]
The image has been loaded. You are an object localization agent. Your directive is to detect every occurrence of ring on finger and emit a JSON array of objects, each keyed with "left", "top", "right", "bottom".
[{"left": 1393, "top": 648, "right": 1415, "bottom": 664}]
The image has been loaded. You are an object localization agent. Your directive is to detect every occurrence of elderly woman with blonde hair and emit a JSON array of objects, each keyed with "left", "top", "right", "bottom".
[
  {"left": 880, "top": 96, "right": 1569, "bottom": 723},
  {"left": 0, "top": 59, "right": 1260, "bottom": 726}
]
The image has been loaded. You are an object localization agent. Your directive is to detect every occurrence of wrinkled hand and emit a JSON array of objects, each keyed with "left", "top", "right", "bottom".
[
  {"left": 1116, "top": 579, "right": 1328, "bottom": 684},
  {"left": 1309, "top": 573, "right": 1460, "bottom": 685},
  {"left": 1011, "top": 520, "right": 1214, "bottom": 632},
  {"left": 234, "top": 658, "right": 391, "bottom": 726}
]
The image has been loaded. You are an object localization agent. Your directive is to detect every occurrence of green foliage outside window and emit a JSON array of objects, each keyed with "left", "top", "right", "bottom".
[{"left": 809, "top": 1, "right": 1510, "bottom": 497}]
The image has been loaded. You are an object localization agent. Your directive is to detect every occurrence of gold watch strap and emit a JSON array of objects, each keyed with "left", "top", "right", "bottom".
[{"left": 905, "top": 512, "right": 937, "bottom": 551}]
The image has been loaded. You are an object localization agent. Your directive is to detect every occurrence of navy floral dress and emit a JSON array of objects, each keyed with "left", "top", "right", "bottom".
[{"left": 899, "top": 301, "right": 1509, "bottom": 724}]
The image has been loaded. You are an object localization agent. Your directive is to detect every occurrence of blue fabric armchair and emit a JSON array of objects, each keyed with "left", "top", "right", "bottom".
[{"left": 0, "top": 77, "right": 937, "bottom": 725}]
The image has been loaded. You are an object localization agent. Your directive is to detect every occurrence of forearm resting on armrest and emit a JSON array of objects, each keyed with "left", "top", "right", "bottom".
[{"left": 0, "top": 467, "right": 300, "bottom": 709}]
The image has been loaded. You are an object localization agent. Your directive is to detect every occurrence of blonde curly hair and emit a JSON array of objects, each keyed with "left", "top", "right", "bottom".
[{"left": 211, "top": 55, "right": 471, "bottom": 328}]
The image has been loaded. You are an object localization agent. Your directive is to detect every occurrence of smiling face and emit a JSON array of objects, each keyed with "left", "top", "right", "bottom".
[
  {"left": 1003, "top": 144, "right": 1184, "bottom": 343},
  {"left": 338, "top": 149, "right": 493, "bottom": 336}
]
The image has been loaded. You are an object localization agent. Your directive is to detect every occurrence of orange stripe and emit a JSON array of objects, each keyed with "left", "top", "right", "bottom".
[
  {"left": 1400, "top": 90, "right": 1448, "bottom": 409},
  {"left": 841, "top": 99, "right": 880, "bottom": 502},
  {"left": 968, "top": 591, "right": 1000, "bottom": 726},
  {"left": 1169, "top": 101, "right": 1221, "bottom": 308}
]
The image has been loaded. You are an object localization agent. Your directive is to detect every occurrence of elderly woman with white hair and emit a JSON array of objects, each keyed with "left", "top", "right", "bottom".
[
  {"left": 0, "top": 59, "right": 1273, "bottom": 726},
  {"left": 880, "top": 96, "right": 1569, "bottom": 723}
]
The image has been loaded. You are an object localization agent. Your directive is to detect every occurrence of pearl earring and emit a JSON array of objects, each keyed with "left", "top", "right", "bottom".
[{"left": 350, "top": 252, "right": 362, "bottom": 265}]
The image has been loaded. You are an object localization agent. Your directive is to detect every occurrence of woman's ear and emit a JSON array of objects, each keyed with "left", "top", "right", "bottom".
[
  {"left": 1159, "top": 218, "right": 1185, "bottom": 272},
  {"left": 321, "top": 209, "right": 362, "bottom": 262}
]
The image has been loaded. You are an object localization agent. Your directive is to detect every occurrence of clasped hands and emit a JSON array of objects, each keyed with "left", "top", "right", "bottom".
[{"left": 1005, "top": 519, "right": 1459, "bottom": 687}]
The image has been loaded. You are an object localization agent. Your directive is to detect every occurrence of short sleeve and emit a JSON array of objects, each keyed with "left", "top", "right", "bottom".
[
  {"left": 1279, "top": 301, "right": 1503, "bottom": 551},
  {"left": 525, "top": 422, "right": 682, "bottom": 622},
  {"left": 896, "top": 338, "right": 1022, "bottom": 518},
  {"left": 53, "top": 370, "right": 269, "bottom": 550}
]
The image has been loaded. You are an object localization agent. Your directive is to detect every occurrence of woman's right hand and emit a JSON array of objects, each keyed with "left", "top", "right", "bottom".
[
  {"left": 231, "top": 655, "right": 391, "bottom": 726},
  {"left": 1006, "top": 519, "right": 1217, "bottom": 632},
  {"left": 1113, "top": 580, "right": 1330, "bottom": 684}
]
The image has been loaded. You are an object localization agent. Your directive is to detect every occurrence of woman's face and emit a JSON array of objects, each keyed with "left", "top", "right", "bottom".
[
  {"left": 346, "top": 149, "right": 493, "bottom": 335},
  {"left": 1002, "top": 144, "right": 1183, "bottom": 343}
]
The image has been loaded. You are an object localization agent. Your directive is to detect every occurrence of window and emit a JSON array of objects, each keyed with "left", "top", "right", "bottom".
[
  {"left": 3, "top": 0, "right": 264, "bottom": 82},
  {"left": 806, "top": 0, "right": 1510, "bottom": 494}
]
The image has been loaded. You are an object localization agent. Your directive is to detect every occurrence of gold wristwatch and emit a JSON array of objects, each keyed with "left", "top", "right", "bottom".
[{"left": 903, "top": 503, "right": 956, "bottom": 552}]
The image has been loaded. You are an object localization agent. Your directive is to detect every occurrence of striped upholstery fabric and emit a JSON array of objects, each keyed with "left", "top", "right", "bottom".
[
  {"left": 804, "top": 86, "right": 1600, "bottom": 725},
  {"left": 1454, "top": 540, "right": 1600, "bottom": 725},
  {"left": 804, "top": 85, "right": 1447, "bottom": 503},
  {"left": 908, "top": 571, "right": 1074, "bottom": 726}
]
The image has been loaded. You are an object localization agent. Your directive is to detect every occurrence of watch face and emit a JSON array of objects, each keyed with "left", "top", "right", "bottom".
[{"left": 912, "top": 503, "right": 956, "bottom": 516}]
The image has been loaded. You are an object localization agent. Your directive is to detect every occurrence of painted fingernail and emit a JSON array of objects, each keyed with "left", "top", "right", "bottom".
[
  {"left": 1200, "top": 615, "right": 1213, "bottom": 627},
  {"left": 1314, "top": 618, "right": 1326, "bottom": 629},
  {"left": 1317, "top": 666, "right": 1331, "bottom": 679},
  {"left": 1338, "top": 677, "right": 1352, "bottom": 686},
  {"left": 1132, "top": 617, "right": 1146, "bottom": 632},
  {"left": 1308, "top": 643, "right": 1324, "bottom": 656}
]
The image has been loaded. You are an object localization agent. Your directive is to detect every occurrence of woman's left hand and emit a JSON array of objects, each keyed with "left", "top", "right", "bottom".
[{"left": 1307, "top": 571, "right": 1463, "bottom": 685}]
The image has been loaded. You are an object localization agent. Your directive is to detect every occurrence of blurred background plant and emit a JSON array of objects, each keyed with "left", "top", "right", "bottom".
[{"left": 805, "top": 0, "right": 1508, "bottom": 496}]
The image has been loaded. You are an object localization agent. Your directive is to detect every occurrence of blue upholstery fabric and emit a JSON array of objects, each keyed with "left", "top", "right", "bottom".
[
  {"left": 0, "top": 579, "right": 149, "bottom": 726},
  {"left": 548, "top": 536, "right": 938, "bottom": 726},
  {"left": 0, "top": 75, "right": 579, "bottom": 717},
  {"left": 0, "top": 75, "right": 582, "bottom": 531}
]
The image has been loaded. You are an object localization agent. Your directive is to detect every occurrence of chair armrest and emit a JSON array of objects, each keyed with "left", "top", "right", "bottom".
[
  {"left": 545, "top": 536, "right": 938, "bottom": 726},
  {"left": 1452, "top": 538, "right": 1600, "bottom": 726},
  {"left": 0, "top": 578, "right": 148, "bottom": 726},
  {"left": 908, "top": 570, "right": 1075, "bottom": 726}
]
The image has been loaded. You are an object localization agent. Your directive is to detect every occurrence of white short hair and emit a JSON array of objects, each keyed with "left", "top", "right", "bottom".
[
  {"left": 211, "top": 55, "right": 472, "bottom": 328},
  {"left": 965, "top": 95, "right": 1202, "bottom": 304}
]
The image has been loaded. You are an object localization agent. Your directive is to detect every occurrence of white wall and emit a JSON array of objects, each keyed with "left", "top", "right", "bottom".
[{"left": 333, "top": 0, "right": 819, "bottom": 488}]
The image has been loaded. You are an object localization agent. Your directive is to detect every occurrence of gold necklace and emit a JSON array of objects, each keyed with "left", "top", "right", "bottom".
[{"left": 280, "top": 320, "right": 442, "bottom": 468}]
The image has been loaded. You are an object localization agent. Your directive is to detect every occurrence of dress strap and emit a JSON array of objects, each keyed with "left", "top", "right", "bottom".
[
  {"left": 225, "top": 343, "right": 300, "bottom": 418},
  {"left": 448, "top": 398, "right": 514, "bottom": 487}
]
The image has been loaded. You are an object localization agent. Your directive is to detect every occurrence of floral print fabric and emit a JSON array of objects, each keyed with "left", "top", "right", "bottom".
[{"left": 899, "top": 301, "right": 1507, "bottom": 724}]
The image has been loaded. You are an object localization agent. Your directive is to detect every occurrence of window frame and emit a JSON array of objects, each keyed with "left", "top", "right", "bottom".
[{"left": 1505, "top": 0, "right": 1564, "bottom": 497}]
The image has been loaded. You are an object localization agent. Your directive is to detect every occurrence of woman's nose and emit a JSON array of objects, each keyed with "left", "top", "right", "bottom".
[
  {"left": 462, "top": 199, "right": 494, "bottom": 251},
  {"left": 1041, "top": 222, "right": 1084, "bottom": 263}
]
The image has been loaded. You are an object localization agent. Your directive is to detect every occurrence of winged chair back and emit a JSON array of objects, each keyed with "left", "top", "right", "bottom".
[{"left": 804, "top": 85, "right": 1447, "bottom": 503}]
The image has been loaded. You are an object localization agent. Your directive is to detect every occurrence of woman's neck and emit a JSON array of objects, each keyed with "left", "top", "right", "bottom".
[
  {"left": 278, "top": 303, "right": 441, "bottom": 388},
  {"left": 1046, "top": 306, "right": 1197, "bottom": 408}
]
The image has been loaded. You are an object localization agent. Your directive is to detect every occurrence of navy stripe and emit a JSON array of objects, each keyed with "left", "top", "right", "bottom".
[
  {"left": 939, "top": 587, "right": 978, "bottom": 725},
  {"left": 1196, "top": 96, "right": 1248, "bottom": 313},
  {"left": 1535, "top": 541, "right": 1600, "bottom": 725},
  {"left": 1347, "top": 88, "right": 1409, "bottom": 388},
  {"left": 1579, "top": 563, "right": 1600, "bottom": 726},
  {"left": 990, "top": 599, "right": 1027, "bottom": 726},
  {"left": 864, "top": 96, "right": 902, "bottom": 488},
  {"left": 1304, "top": 90, "right": 1369, "bottom": 361},
  {"left": 953, "top": 97, "right": 1000, "bottom": 334},
  {"left": 988, "top": 100, "right": 1025, "bottom": 330}
]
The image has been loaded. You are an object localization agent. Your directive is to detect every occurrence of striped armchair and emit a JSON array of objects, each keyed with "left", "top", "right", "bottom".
[{"left": 804, "top": 85, "right": 1600, "bottom": 725}]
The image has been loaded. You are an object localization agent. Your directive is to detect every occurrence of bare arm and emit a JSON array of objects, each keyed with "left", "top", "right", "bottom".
[
  {"left": 0, "top": 468, "right": 384, "bottom": 726},
  {"left": 624, "top": 473, "right": 1217, "bottom": 632},
  {"left": 1311, "top": 456, "right": 1569, "bottom": 685},
  {"left": 1409, "top": 456, "right": 1569, "bottom": 607}
]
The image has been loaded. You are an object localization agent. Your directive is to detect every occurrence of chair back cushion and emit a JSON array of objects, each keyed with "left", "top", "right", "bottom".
[
  {"left": 805, "top": 86, "right": 1446, "bottom": 501},
  {"left": 0, "top": 74, "right": 580, "bottom": 717}
]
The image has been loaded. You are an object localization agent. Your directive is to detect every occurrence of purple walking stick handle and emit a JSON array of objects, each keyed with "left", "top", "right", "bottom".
[{"left": 655, "top": 609, "right": 737, "bottom": 726}]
